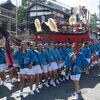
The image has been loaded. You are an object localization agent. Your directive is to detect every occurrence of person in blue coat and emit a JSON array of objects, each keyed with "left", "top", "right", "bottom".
[
  {"left": 96, "top": 41, "right": 100, "bottom": 61},
  {"left": 66, "top": 43, "right": 73, "bottom": 55},
  {"left": 11, "top": 46, "right": 20, "bottom": 82},
  {"left": 58, "top": 43, "right": 66, "bottom": 61},
  {"left": 46, "top": 43, "right": 59, "bottom": 87},
  {"left": 94, "top": 41, "right": 100, "bottom": 63},
  {"left": 30, "top": 42, "right": 42, "bottom": 93},
  {"left": 89, "top": 41, "right": 95, "bottom": 55},
  {"left": 63, "top": 43, "right": 69, "bottom": 57},
  {"left": 89, "top": 41, "right": 97, "bottom": 65},
  {"left": 64, "top": 43, "right": 90, "bottom": 99},
  {"left": 0, "top": 47, "right": 6, "bottom": 86},
  {"left": 98, "top": 49, "right": 100, "bottom": 57},
  {"left": 15, "top": 41, "right": 34, "bottom": 96},
  {"left": 81, "top": 42, "right": 91, "bottom": 64},
  {"left": 37, "top": 43, "right": 50, "bottom": 87},
  {"left": 54, "top": 44, "right": 63, "bottom": 83},
  {"left": 63, "top": 43, "right": 73, "bottom": 81}
]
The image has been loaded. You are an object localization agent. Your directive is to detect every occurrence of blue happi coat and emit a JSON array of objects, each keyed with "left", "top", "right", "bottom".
[
  {"left": 64, "top": 51, "right": 90, "bottom": 75},
  {"left": 0, "top": 48, "right": 6, "bottom": 64},
  {"left": 38, "top": 49, "right": 49, "bottom": 65},
  {"left": 81, "top": 46, "right": 91, "bottom": 59},
  {"left": 14, "top": 49, "right": 33, "bottom": 68},
  {"left": 32, "top": 50, "right": 41, "bottom": 65}
]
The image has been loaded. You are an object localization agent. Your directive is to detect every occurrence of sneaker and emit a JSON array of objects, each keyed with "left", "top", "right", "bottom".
[
  {"left": 0, "top": 81, "right": 6, "bottom": 86},
  {"left": 62, "top": 77, "right": 65, "bottom": 81},
  {"left": 0, "top": 81, "right": 3, "bottom": 86},
  {"left": 19, "top": 91, "right": 23, "bottom": 97},
  {"left": 52, "top": 82, "right": 56, "bottom": 87},
  {"left": 35, "top": 88, "right": 40, "bottom": 93},
  {"left": 95, "top": 61, "right": 98, "bottom": 64},
  {"left": 30, "top": 90, "right": 34, "bottom": 95},
  {"left": 61, "top": 71, "right": 66, "bottom": 76},
  {"left": 38, "top": 84, "right": 43, "bottom": 89},
  {"left": 65, "top": 76, "right": 69, "bottom": 80},
  {"left": 91, "top": 64, "right": 93, "bottom": 67},
  {"left": 73, "top": 93, "right": 78, "bottom": 100},
  {"left": 12, "top": 78, "right": 18, "bottom": 82},
  {"left": 2, "top": 81, "right": 6, "bottom": 86},
  {"left": 59, "top": 78, "right": 63, "bottom": 82},
  {"left": 45, "top": 82, "right": 49, "bottom": 87},
  {"left": 14, "top": 78, "right": 18, "bottom": 82},
  {"left": 50, "top": 80, "right": 53, "bottom": 85},
  {"left": 77, "top": 90, "right": 81, "bottom": 94},
  {"left": 56, "top": 80, "right": 60, "bottom": 84},
  {"left": 7, "top": 79, "right": 12, "bottom": 83}
]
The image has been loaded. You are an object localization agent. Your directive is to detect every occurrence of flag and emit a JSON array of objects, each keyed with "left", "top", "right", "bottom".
[{"left": 5, "top": 32, "right": 14, "bottom": 69}]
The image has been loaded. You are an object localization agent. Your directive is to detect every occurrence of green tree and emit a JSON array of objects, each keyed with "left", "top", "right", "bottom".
[
  {"left": 89, "top": 20, "right": 97, "bottom": 32},
  {"left": 17, "top": 6, "right": 26, "bottom": 23},
  {"left": 22, "top": 0, "right": 46, "bottom": 5}
]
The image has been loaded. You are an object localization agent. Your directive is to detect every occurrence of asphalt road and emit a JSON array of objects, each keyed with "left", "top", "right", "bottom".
[{"left": 0, "top": 64, "right": 100, "bottom": 100}]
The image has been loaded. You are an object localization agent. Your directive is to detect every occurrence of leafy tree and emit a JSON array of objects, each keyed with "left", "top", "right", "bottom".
[
  {"left": 89, "top": 20, "right": 97, "bottom": 32},
  {"left": 17, "top": 6, "right": 26, "bottom": 23}
]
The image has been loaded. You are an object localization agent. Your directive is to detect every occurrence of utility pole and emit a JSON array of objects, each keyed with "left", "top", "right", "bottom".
[
  {"left": 16, "top": 0, "right": 18, "bottom": 37},
  {"left": 99, "top": 0, "right": 100, "bottom": 28}
]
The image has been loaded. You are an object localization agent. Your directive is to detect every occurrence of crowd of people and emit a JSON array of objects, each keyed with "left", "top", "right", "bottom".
[{"left": 0, "top": 40, "right": 100, "bottom": 99}]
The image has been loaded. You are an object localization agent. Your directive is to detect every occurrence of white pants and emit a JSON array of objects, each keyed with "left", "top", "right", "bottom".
[
  {"left": 20, "top": 68, "right": 29, "bottom": 75},
  {"left": 13, "top": 64, "right": 20, "bottom": 68},
  {"left": 0, "top": 64, "right": 7, "bottom": 72},
  {"left": 48, "top": 62, "right": 58, "bottom": 71},
  {"left": 58, "top": 62, "right": 64, "bottom": 68},
  {"left": 29, "top": 65, "right": 42, "bottom": 75},
  {"left": 70, "top": 74, "right": 81, "bottom": 81},
  {"left": 96, "top": 52, "right": 98, "bottom": 55},
  {"left": 42, "top": 65, "right": 48, "bottom": 73}
]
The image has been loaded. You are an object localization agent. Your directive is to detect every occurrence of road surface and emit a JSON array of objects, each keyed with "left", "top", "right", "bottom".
[{"left": 0, "top": 64, "right": 100, "bottom": 100}]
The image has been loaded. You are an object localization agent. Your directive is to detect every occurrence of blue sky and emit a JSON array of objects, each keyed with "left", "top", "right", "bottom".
[{"left": 0, "top": 0, "right": 99, "bottom": 14}]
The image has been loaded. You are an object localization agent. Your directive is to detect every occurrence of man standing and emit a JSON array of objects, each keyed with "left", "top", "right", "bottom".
[{"left": 64, "top": 43, "right": 90, "bottom": 100}]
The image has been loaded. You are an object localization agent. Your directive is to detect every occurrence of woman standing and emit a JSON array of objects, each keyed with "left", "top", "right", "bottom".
[{"left": 14, "top": 41, "right": 34, "bottom": 97}]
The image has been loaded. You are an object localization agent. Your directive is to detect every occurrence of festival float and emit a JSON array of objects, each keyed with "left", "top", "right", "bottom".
[{"left": 29, "top": 6, "right": 90, "bottom": 43}]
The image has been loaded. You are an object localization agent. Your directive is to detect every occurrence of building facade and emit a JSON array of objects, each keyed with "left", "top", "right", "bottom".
[
  {"left": 0, "top": 0, "right": 16, "bottom": 32},
  {"left": 26, "top": 1, "right": 71, "bottom": 27}
]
